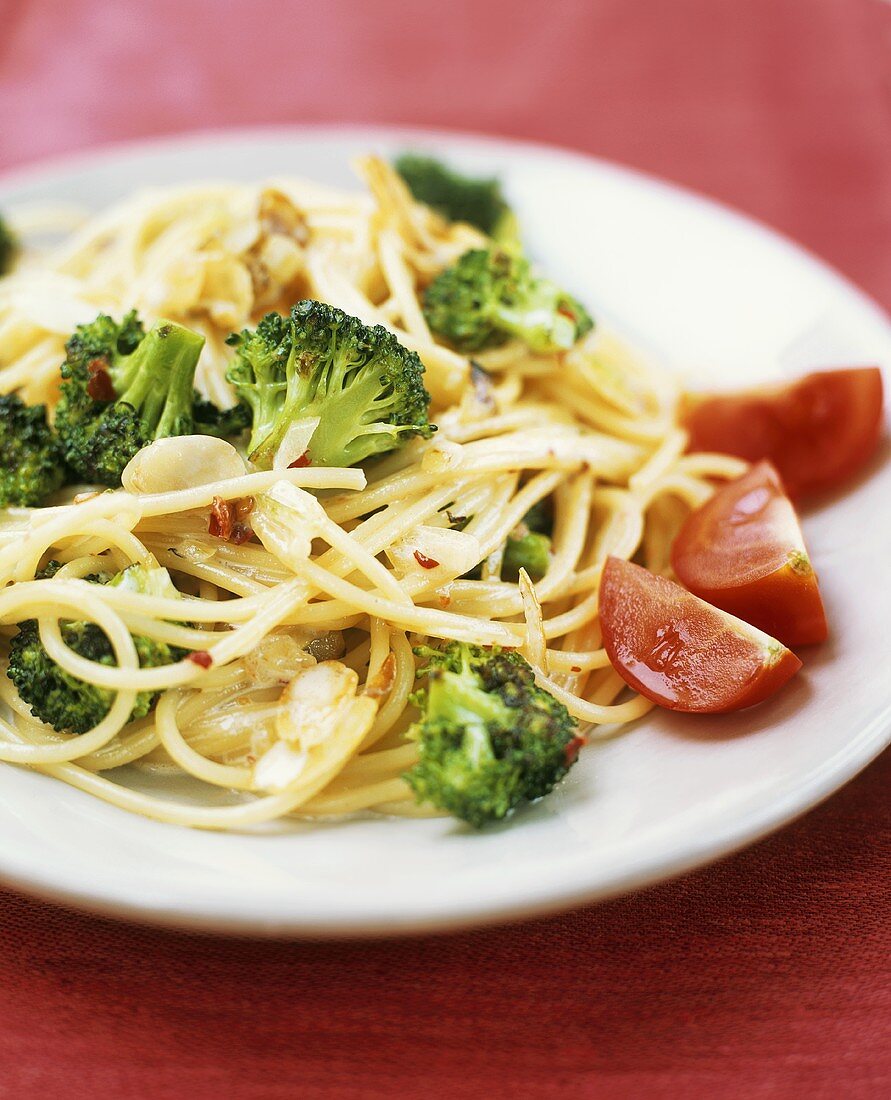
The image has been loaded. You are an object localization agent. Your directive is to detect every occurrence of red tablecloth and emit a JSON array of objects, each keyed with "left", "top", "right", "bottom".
[{"left": 1, "top": 1, "right": 889, "bottom": 1095}]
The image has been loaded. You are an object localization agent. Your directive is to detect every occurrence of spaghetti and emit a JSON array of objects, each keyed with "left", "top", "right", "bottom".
[{"left": 0, "top": 157, "right": 745, "bottom": 828}]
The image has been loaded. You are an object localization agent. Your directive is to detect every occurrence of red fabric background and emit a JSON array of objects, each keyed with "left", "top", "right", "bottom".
[{"left": 1, "top": 0, "right": 889, "bottom": 1095}]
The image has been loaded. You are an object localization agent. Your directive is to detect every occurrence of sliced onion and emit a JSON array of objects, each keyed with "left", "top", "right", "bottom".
[{"left": 272, "top": 417, "right": 321, "bottom": 470}]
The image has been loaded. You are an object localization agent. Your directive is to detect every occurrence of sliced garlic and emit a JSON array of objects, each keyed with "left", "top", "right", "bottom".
[
  {"left": 122, "top": 436, "right": 246, "bottom": 494},
  {"left": 251, "top": 480, "right": 327, "bottom": 568},
  {"left": 256, "top": 233, "right": 305, "bottom": 284},
  {"left": 241, "top": 631, "right": 316, "bottom": 686},
  {"left": 253, "top": 660, "right": 378, "bottom": 793},
  {"left": 276, "top": 661, "right": 366, "bottom": 749},
  {"left": 253, "top": 741, "right": 308, "bottom": 792},
  {"left": 198, "top": 253, "right": 254, "bottom": 328},
  {"left": 257, "top": 187, "right": 309, "bottom": 242},
  {"left": 387, "top": 524, "right": 482, "bottom": 578}
]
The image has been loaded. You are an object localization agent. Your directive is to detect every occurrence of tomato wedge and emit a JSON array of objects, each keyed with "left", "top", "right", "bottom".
[
  {"left": 681, "top": 367, "right": 884, "bottom": 499},
  {"left": 671, "top": 461, "right": 827, "bottom": 647},
  {"left": 599, "top": 556, "right": 802, "bottom": 713}
]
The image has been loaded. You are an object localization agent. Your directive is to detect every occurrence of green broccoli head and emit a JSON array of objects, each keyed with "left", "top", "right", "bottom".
[
  {"left": 0, "top": 393, "right": 66, "bottom": 507},
  {"left": 517, "top": 499, "right": 552, "bottom": 536},
  {"left": 54, "top": 311, "right": 206, "bottom": 486},
  {"left": 192, "top": 393, "right": 252, "bottom": 439},
  {"left": 6, "top": 562, "right": 183, "bottom": 734},
  {"left": 502, "top": 531, "right": 551, "bottom": 583},
  {"left": 0, "top": 213, "right": 17, "bottom": 275},
  {"left": 405, "top": 642, "right": 581, "bottom": 827},
  {"left": 108, "top": 561, "right": 182, "bottom": 599},
  {"left": 423, "top": 248, "right": 593, "bottom": 354},
  {"left": 501, "top": 500, "right": 553, "bottom": 582},
  {"left": 394, "top": 153, "right": 519, "bottom": 246},
  {"left": 226, "top": 300, "right": 434, "bottom": 469},
  {"left": 36, "top": 559, "right": 64, "bottom": 579}
]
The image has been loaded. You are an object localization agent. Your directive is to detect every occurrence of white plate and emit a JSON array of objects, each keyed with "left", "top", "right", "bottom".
[{"left": 0, "top": 126, "right": 889, "bottom": 937}]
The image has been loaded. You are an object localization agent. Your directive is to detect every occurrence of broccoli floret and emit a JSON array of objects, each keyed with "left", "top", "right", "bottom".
[
  {"left": 226, "top": 300, "right": 434, "bottom": 469},
  {"left": 405, "top": 642, "right": 580, "bottom": 827},
  {"left": 6, "top": 619, "right": 164, "bottom": 734},
  {"left": 450, "top": 499, "right": 552, "bottom": 582},
  {"left": 501, "top": 500, "right": 553, "bottom": 582},
  {"left": 6, "top": 563, "right": 183, "bottom": 734},
  {"left": 0, "top": 213, "right": 17, "bottom": 275},
  {"left": 518, "top": 499, "right": 552, "bottom": 536},
  {"left": 108, "top": 561, "right": 182, "bottom": 600},
  {"left": 424, "top": 248, "right": 593, "bottom": 354},
  {"left": 502, "top": 531, "right": 551, "bottom": 582},
  {"left": 192, "top": 393, "right": 252, "bottom": 439},
  {"left": 36, "top": 560, "right": 64, "bottom": 579},
  {"left": 0, "top": 394, "right": 66, "bottom": 506},
  {"left": 55, "top": 311, "right": 206, "bottom": 486},
  {"left": 394, "top": 153, "right": 519, "bottom": 246},
  {"left": 35, "top": 560, "right": 108, "bottom": 584}
]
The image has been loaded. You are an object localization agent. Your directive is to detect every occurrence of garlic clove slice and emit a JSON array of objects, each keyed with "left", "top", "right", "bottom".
[{"left": 122, "top": 436, "right": 247, "bottom": 494}]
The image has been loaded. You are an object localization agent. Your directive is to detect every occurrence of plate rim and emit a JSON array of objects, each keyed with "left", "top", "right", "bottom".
[{"left": 0, "top": 123, "right": 888, "bottom": 937}]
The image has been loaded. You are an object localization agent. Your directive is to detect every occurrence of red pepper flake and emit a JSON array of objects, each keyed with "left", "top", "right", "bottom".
[
  {"left": 206, "top": 499, "right": 251, "bottom": 541},
  {"left": 208, "top": 496, "right": 234, "bottom": 540},
  {"left": 564, "top": 735, "right": 585, "bottom": 765},
  {"left": 557, "top": 305, "right": 577, "bottom": 322},
  {"left": 288, "top": 452, "right": 312, "bottom": 468},
  {"left": 86, "top": 359, "right": 115, "bottom": 401},
  {"left": 209, "top": 496, "right": 254, "bottom": 543},
  {"left": 570, "top": 665, "right": 581, "bottom": 673},
  {"left": 188, "top": 650, "right": 213, "bottom": 669},
  {"left": 413, "top": 550, "right": 440, "bottom": 570}
]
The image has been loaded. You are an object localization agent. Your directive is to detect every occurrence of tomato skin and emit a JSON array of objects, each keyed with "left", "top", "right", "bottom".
[
  {"left": 671, "top": 461, "right": 828, "bottom": 647},
  {"left": 681, "top": 368, "right": 884, "bottom": 499},
  {"left": 599, "top": 557, "right": 802, "bottom": 713}
]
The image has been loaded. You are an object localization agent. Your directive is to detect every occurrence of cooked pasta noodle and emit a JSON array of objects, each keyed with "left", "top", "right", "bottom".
[{"left": 0, "top": 156, "right": 745, "bottom": 829}]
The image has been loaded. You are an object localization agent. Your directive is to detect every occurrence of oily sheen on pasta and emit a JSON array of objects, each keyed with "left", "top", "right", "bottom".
[{"left": 0, "top": 158, "right": 745, "bottom": 828}]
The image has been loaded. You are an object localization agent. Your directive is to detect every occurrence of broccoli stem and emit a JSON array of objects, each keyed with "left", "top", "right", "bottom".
[
  {"left": 304, "top": 364, "right": 400, "bottom": 468},
  {"left": 248, "top": 346, "right": 313, "bottom": 467},
  {"left": 111, "top": 321, "right": 205, "bottom": 434}
]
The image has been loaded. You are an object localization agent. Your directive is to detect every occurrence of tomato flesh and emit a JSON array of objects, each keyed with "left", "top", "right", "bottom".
[
  {"left": 599, "top": 557, "right": 802, "bottom": 713},
  {"left": 671, "top": 461, "right": 827, "bottom": 647},
  {"left": 681, "top": 367, "right": 884, "bottom": 499}
]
